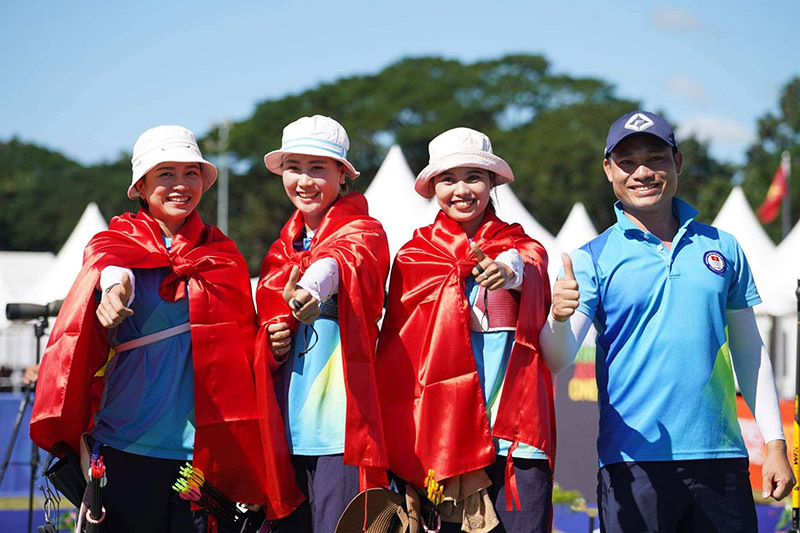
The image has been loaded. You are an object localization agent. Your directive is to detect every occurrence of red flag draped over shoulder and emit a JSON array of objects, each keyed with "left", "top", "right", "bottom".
[
  {"left": 30, "top": 210, "right": 303, "bottom": 519},
  {"left": 375, "top": 210, "right": 555, "bottom": 490},
  {"left": 255, "top": 192, "right": 390, "bottom": 488}
]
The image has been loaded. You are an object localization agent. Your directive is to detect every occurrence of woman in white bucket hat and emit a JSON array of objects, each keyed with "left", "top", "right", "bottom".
[
  {"left": 375, "top": 127, "right": 556, "bottom": 533},
  {"left": 255, "top": 116, "right": 391, "bottom": 532},
  {"left": 31, "top": 125, "right": 303, "bottom": 532}
]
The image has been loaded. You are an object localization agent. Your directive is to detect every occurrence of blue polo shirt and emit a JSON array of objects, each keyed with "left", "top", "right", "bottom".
[{"left": 568, "top": 198, "right": 760, "bottom": 467}]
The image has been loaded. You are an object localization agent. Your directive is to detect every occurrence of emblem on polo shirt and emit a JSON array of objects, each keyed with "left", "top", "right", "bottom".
[
  {"left": 624, "top": 113, "right": 654, "bottom": 132},
  {"left": 703, "top": 251, "right": 727, "bottom": 275}
]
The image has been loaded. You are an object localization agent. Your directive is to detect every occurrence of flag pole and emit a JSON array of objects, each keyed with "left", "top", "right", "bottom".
[
  {"left": 792, "top": 279, "right": 800, "bottom": 533},
  {"left": 782, "top": 151, "right": 791, "bottom": 239}
]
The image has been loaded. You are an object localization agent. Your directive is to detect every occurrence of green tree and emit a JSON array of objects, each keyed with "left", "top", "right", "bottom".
[{"left": 743, "top": 76, "right": 800, "bottom": 242}]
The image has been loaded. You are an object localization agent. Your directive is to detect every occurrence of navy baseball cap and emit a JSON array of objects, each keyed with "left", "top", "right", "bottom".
[{"left": 604, "top": 111, "right": 678, "bottom": 158}]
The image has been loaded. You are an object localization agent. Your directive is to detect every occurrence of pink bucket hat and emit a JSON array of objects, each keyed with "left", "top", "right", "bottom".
[
  {"left": 264, "top": 115, "right": 360, "bottom": 179},
  {"left": 414, "top": 127, "right": 514, "bottom": 199},
  {"left": 128, "top": 125, "right": 217, "bottom": 200}
]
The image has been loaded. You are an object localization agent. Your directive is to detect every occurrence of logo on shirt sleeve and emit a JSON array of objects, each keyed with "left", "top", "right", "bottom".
[{"left": 703, "top": 251, "right": 727, "bottom": 275}]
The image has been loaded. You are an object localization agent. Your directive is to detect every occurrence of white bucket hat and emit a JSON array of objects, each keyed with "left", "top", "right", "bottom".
[
  {"left": 128, "top": 125, "right": 217, "bottom": 200},
  {"left": 414, "top": 127, "right": 514, "bottom": 199},
  {"left": 264, "top": 115, "right": 360, "bottom": 179}
]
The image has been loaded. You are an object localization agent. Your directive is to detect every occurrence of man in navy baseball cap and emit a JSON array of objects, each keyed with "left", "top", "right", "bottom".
[
  {"left": 540, "top": 110, "right": 794, "bottom": 531},
  {"left": 604, "top": 110, "right": 678, "bottom": 158}
]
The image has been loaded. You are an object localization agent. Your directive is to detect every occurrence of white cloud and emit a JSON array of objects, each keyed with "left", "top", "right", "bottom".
[
  {"left": 677, "top": 115, "right": 755, "bottom": 155},
  {"left": 667, "top": 74, "right": 708, "bottom": 104},
  {"left": 650, "top": 6, "right": 707, "bottom": 34}
]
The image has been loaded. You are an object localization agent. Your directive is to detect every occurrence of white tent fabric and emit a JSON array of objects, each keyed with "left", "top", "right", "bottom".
[
  {"left": 493, "top": 184, "right": 558, "bottom": 259},
  {"left": 711, "top": 186, "right": 777, "bottom": 305},
  {"left": 0, "top": 251, "right": 55, "bottom": 329},
  {"left": 760, "top": 220, "right": 800, "bottom": 316},
  {"left": 25, "top": 203, "right": 107, "bottom": 304},
  {"left": 553, "top": 202, "right": 598, "bottom": 281},
  {"left": 363, "top": 145, "right": 431, "bottom": 259}
]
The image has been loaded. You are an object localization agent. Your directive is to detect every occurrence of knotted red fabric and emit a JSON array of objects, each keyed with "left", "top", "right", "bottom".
[
  {"left": 256, "top": 192, "right": 390, "bottom": 489},
  {"left": 30, "top": 209, "right": 303, "bottom": 519},
  {"left": 375, "top": 210, "right": 555, "bottom": 507}
]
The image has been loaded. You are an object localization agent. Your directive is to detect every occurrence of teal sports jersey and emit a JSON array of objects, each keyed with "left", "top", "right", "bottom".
[
  {"left": 275, "top": 318, "right": 346, "bottom": 455},
  {"left": 568, "top": 198, "right": 760, "bottom": 467},
  {"left": 92, "top": 267, "right": 195, "bottom": 460},
  {"left": 275, "top": 234, "right": 346, "bottom": 456},
  {"left": 466, "top": 277, "right": 546, "bottom": 460}
]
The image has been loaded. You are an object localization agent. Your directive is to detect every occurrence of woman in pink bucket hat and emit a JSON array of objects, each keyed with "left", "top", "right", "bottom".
[
  {"left": 375, "top": 127, "right": 557, "bottom": 532},
  {"left": 255, "top": 115, "right": 391, "bottom": 532},
  {"left": 30, "top": 125, "right": 303, "bottom": 532}
]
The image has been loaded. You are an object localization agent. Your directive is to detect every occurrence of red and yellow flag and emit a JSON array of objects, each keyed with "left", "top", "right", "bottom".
[{"left": 757, "top": 153, "right": 791, "bottom": 224}]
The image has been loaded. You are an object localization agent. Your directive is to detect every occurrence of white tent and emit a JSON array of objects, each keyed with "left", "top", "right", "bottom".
[
  {"left": 363, "top": 145, "right": 431, "bottom": 259},
  {"left": 711, "top": 186, "right": 777, "bottom": 298},
  {"left": 25, "top": 203, "right": 107, "bottom": 304},
  {"left": 493, "top": 184, "right": 558, "bottom": 258},
  {"left": 553, "top": 202, "right": 598, "bottom": 281},
  {"left": 761, "top": 220, "right": 800, "bottom": 316},
  {"left": 758, "top": 220, "right": 800, "bottom": 398},
  {"left": 0, "top": 251, "right": 55, "bottom": 329}
]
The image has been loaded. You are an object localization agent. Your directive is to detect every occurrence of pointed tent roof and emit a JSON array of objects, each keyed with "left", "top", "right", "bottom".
[
  {"left": 363, "top": 145, "right": 431, "bottom": 258},
  {"left": 711, "top": 186, "right": 776, "bottom": 309},
  {"left": 556, "top": 202, "right": 598, "bottom": 255},
  {"left": 760, "top": 219, "right": 800, "bottom": 315},
  {"left": 553, "top": 202, "right": 599, "bottom": 282},
  {"left": 25, "top": 203, "right": 108, "bottom": 304},
  {"left": 493, "top": 184, "right": 557, "bottom": 257}
]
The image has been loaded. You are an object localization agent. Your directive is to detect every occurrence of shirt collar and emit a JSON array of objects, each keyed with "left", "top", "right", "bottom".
[{"left": 614, "top": 197, "right": 698, "bottom": 234}]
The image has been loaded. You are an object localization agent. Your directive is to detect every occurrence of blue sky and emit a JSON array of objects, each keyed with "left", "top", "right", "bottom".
[{"left": 1, "top": 0, "right": 798, "bottom": 166}]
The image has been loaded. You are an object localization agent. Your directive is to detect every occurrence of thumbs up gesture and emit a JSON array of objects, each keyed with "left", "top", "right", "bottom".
[
  {"left": 282, "top": 265, "right": 320, "bottom": 325},
  {"left": 552, "top": 253, "right": 580, "bottom": 322},
  {"left": 96, "top": 272, "right": 134, "bottom": 328},
  {"left": 471, "top": 242, "right": 513, "bottom": 291}
]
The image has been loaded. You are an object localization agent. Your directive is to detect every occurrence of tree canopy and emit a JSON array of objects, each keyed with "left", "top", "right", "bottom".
[{"left": 2, "top": 55, "right": 796, "bottom": 273}]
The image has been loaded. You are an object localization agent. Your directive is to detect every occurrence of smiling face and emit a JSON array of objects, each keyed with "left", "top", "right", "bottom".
[
  {"left": 603, "top": 134, "right": 683, "bottom": 219},
  {"left": 433, "top": 167, "right": 493, "bottom": 237},
  {"left": 281, "top": 154, "right": 345, "bottom": 231},
  {"left": 135, "top": 161, "right": 204, "bottom": 238}
]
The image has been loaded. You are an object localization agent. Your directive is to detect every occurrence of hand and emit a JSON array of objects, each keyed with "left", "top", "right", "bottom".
[
  {"left": 471, "top": 242, "right": 513, "bottom": 291},
  {"left": 282, "top": 265, "right": 320, "bottom": 325},
  {"left": 552, "top": 253, "right": 580, "bottom": 322},
  {"left": 96, "top": 272, "right": 134, "bottom": 328},
  {"left": 762, "top": 439, "right": 795, "bottom": 500},
  {"left": 22, "top": 364, "right": 39, "bottom": 386},
  {"left": 267, "top": 322, "right": 292, "bottom": 360},
  {"left": 243, "top": 503, "right": 262, "bottom": 512}
]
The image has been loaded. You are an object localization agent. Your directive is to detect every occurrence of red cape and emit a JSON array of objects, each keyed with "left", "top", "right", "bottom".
[
  {"left": 256, "top": 192, "right": 390, "bottom": 488},
  {"left": 30, "top": 210, "right": 303, "bottom": 519},
  {"left": 375, "top": 210, "right": 555, "bottom": 502}
]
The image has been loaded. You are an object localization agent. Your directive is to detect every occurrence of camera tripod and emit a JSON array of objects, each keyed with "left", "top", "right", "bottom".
[{"left": 0, "top": 315, "right": 49, "bottom": 533}]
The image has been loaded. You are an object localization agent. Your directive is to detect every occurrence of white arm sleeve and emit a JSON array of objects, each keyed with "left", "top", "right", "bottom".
[
  {"left": 727, "top": 307, "right": 785, "bottom": 443},
  {"left": 297, "top": 257, "right": 339, "bottom": 304},
  {"left": 538, "top": 311, "right": 592, "bottom": 374},
  {"left": 99, "top": 266, "right": 136, "bottom": 306},
  {"left": 494, "top": 249, "right": 524, "bottom": 290}
]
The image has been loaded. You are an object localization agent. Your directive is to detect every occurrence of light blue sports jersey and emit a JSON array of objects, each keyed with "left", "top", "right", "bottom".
[
  {"left": 275, "top": 236, "right": 346, "bottom": 456},
  {"left": 466, "top": 277, "right": 547, "bottom": 460},
  {"left": 91, "top": 266, "right": 195, "bottom": 460},
  {"left": 567, "top": 198, "right": 759, "bottom": 466}
]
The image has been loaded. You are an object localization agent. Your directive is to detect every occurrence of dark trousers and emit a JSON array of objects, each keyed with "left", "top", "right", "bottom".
[
  {"left": 272, "top": 454, "right": 360, "bottom": 533},
  {"left": 97, "top": 446, "right": 207, "bottom": 533},
  {"left": 597, "top": 458, "right": 757, "bottom": 532},
  {"left": 431, "top": 456, "right": 552, "bottom": 533}
]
